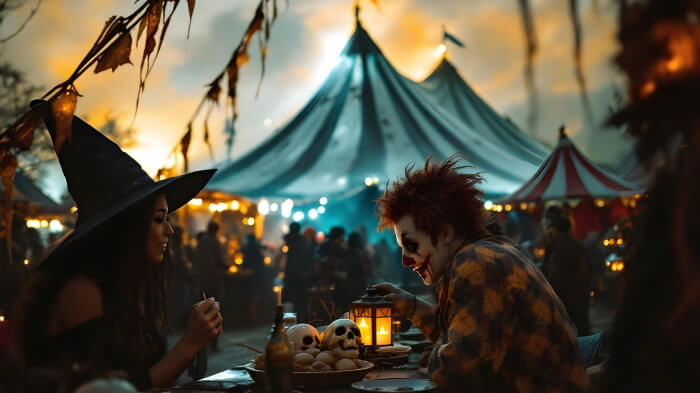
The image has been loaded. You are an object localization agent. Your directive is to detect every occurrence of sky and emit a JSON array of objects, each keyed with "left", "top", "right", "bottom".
[{"left": 1, "top": 0, "right": 635, "bottom": 200}]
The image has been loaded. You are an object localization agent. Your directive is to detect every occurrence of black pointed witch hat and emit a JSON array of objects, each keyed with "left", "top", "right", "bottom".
[{"left": 30, "top": 99, "right": 215, "bottom": 269}]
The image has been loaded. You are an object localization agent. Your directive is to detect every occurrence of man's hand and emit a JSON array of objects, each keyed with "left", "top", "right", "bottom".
[{"left": 373, "top": 282, "right": 415, "bottom": 318}]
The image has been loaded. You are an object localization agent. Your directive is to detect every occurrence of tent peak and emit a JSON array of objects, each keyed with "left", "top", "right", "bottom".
[{"left": 559, "top": 125, "right": 569, "bottom": 140}]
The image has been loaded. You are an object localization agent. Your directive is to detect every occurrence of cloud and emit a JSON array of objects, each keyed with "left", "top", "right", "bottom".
[{"left": 2, "top": 0, "right": 632, "bottom": 180}]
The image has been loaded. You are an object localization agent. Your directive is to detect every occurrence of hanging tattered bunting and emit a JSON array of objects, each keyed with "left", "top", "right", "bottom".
[{"left": 181, "top": 122, "right": 192, "bottom": 172}]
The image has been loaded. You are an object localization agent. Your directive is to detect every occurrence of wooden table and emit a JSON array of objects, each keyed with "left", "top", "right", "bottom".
[{"left": 158, "top": 354, "right": 428, "bottom": 392}]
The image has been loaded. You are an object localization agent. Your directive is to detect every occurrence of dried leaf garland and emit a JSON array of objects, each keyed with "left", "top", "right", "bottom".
[
  {"left": 205, "top": 75, "right": 223, "bottom": 103},
  {"left": 142, "top": 0, "right": 163, "bottom": 68},
  {"left": 0, "top": 151, "right": 17, "bottom": 260},
  {"left": 154, "top": 0, "right": 179, "bottom": 65},
  {"left": 50, "top": 87, "right": 78, "bottom": 153},
  {"left": 181, "top": 122, "right": 192, "bottom": 172},
  {"left": 568, "top": 0, "right": 594, "bottom": 122},
  {"left": 203, "top": 119, "right": 214, "bottom": 160},
  {"left": 226, "top": 3, "right": 265, "bottom": 119},
  {"left": 518, "top": 0, "right": 538, "bottom": 131},
  {"left": 12, "top": 108, "right": 43, "bottom": 151},
  {"left": 187, "top": 0, "right": 195, "bottom": 38},
  {"left": 95, "top": 29, "right": 133, "bottom": 73}
]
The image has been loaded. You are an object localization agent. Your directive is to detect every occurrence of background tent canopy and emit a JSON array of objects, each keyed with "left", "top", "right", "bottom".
[
  {"left": 501, "top": 128, "right": 642, "bottom": 203},
  {"left": 207, "top": 11, "right": 541, "bottom": 199},
  {"left": 420, "top": 57, "right": 550, "bottom": 166}
]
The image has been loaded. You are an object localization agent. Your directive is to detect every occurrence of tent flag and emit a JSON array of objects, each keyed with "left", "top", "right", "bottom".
[{"left": 443, "top": 28, "right": 465, "bottom": 48}]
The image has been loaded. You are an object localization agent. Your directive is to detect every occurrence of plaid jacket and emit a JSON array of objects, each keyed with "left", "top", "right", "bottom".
[{"left": 410, "top": 236, "right": 588, "bottom": 393}]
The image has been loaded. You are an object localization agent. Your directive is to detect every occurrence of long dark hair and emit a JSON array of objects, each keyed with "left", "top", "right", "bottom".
[{"left": 13, "top": 194, "right": 170, "bottom": 368}]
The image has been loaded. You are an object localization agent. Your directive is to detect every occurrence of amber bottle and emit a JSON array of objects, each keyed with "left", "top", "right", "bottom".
[{"left": 264, "top": 304, "right": 294, "bottom": 393}]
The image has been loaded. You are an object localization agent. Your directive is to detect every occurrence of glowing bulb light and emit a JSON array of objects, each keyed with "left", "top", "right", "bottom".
[{"left": 258, "top": 199, "right": 270, "bottom": 215}]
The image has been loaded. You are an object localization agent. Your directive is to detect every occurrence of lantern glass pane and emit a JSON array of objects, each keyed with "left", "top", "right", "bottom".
[
  {"left": 375, "top": 316, "right": 392, "bottom": 346},
  {"left": 354, "top": 307, "right": 373, "bottom": 345},
  {"left": 376, "top": 306, "right": 392, "bottom": 318}
]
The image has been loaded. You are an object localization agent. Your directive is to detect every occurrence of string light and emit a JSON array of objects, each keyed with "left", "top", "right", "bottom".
[{"left": 308, "top": 209, "right": 318, "bottom": 220}]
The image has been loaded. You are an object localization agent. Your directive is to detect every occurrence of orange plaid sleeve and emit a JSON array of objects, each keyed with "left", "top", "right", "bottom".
[{"left": 418, "top": 237, "right": 588, "bottom": 393}]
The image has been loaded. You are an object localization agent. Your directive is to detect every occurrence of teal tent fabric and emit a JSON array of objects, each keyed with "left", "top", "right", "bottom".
[
  {"left": 207, "top": 19, "right": 541, "bottom": 199},
  {"left": 419, "top": 57, "right": 550, "bottom": 166}
]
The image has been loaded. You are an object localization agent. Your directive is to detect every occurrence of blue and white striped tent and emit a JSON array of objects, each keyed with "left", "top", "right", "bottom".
[
  {"left": 420, "top": 56, "right": 550, "bottom": 166},
  {"left": 207, "top": 16, "right": 541, "bottom": 199}
]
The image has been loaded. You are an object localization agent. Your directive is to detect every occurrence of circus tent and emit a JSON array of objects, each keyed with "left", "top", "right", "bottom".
[
  {"left": 500, "top": 127, "right": 642, "bottom": 202},
  {"left": 420, "top": 56, "right": 550, "bottom": 166},
  {"left": 206, "top": 9, "right": 541, "bottom": 199}
]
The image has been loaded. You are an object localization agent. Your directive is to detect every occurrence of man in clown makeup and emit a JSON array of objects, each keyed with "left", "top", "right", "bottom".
[{"left": 374, "top": 156, "right": 588, "bottom": 393}]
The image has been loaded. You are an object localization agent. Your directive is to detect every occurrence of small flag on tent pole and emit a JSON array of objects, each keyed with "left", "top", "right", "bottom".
[{"left": 443, "top": 28, "right": 465, "bottom": 48}]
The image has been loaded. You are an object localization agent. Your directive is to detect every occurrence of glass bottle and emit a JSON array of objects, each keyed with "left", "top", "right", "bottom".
[{"left": 265, "top": 304, "right": 294, "bottom": 393}]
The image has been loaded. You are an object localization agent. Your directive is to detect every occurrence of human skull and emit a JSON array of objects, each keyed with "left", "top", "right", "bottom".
[
  {"left": 287, "top": 324, "right": 321, "bottom": 354},
  {"left": 321, "top": 319, "right": 361, "bottom": 359}
]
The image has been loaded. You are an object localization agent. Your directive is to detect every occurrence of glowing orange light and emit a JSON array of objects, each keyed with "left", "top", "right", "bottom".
[
  {"left": 603, "top": 240, "right": 609, "bottom": 246},
  {"left": 617, "top": 238, "right": 623, "bottom": 245},
  {"left": 641, "top": 81, "right": 656, "bottom": 97},
  {"left": 234, "top": 255, "right": 243, "bottom": 265},
  {"left": 227, "top": 265, "right": 239, "bottom": 274},
  {"left": 358, "top": 318, "right": 372, "bottom": 345},
  {"left": 666, "top": 56, "right": 683, "bottom": 72},
  {"left": 282, "top": 245, "right": 289, "bottom": 253},
  {"left": 264, "top": 256, "right": 271, "bottom": 265}
]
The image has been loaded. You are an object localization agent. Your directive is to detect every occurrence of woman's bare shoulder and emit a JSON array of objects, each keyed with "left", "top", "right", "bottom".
[{"left": 52, "top": 276, "right": 104, "bottom": 333}]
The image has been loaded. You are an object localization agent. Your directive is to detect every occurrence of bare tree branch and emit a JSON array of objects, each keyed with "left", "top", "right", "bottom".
[{"left": 0, "top": 0, "right": 43, "bottom": 43}]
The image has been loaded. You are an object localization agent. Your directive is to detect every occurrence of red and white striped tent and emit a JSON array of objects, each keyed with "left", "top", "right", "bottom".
[{"left": 500, "top": 128, "right": 642, "bottom": 202}]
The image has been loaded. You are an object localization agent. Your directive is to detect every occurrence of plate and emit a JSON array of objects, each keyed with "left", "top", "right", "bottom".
[
  {"left": 352, "top": 378, "right": 437, "bottom": 392},
  {"left": 245, "top": 360, "right": 374, "bottom": 389},
  {"left": 398, "top": 328, "right": 425, "bottom": 341}
]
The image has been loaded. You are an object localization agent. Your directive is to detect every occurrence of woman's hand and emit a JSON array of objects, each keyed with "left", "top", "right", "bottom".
[
  {"left": 372, "top": 282, "right": 415, "bottom": 318},
  {"left": 183, "top": 297, "right": 223, "bottom": 351}
]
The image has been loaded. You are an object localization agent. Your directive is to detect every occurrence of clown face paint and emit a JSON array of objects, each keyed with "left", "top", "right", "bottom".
[{"left": 394, "top": 215, "right": 452, "bottom": 285}]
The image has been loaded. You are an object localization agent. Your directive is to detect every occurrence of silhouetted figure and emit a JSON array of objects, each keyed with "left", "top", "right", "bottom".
[
  {"left": 168, "top": 226, "right": 194, "bottom": 330},
  {"left": 282, "top": 223, "right": 312, "bottom": 321},
  {"left": 319, "top": 227, "right": 353, "bottom": 310},
  {"left": 194, "top": 221, "right": 225, "bottom": 350},
  {"left": 241, "top": 234, "right": 268, "bottom": 325},
  {"left": 543, "top": 216, "right": 592, "bottom": 336},
  {"left": 347, "top": 232, "right": 371, "bottom": 300}
]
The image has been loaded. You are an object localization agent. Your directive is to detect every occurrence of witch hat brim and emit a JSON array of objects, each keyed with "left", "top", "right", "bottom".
[{"left": 30, "top": 100, "right": 216, "bottom": 269}]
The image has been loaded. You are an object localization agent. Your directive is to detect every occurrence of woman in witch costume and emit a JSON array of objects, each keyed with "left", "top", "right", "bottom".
[{"left": 12, "top": 100, "right": 222, "bottom": 390}]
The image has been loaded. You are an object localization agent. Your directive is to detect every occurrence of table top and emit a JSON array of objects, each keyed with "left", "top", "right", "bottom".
[{"left": 155, "top": 354, "right": 428, "bottom": 393}]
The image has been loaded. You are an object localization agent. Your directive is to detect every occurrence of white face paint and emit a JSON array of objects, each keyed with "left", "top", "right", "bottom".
[{"left": 394, "top": 215, "right": 452, "bottom": 286}]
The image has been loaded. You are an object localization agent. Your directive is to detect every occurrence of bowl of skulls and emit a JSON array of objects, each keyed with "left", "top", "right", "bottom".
[{"left": 246, "top": 320, "right": 374, "bottom": 389}]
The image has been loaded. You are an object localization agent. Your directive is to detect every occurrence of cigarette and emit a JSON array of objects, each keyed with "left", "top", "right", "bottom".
[{"left": 193, "top": 291, "right": 209, "bottom": 308}]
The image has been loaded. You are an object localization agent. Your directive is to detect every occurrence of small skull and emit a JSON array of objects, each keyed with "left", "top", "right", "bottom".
[
  {"left": 321, "top": 319, "right": 361, "bottom": 359},
  {"left": 287, "top": 324, "right": 321, "bottom": 354}
]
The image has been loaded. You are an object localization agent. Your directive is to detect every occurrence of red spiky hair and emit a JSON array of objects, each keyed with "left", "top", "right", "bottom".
[{"left": 377, "top": 154, "right": 485, "bottom": 244}]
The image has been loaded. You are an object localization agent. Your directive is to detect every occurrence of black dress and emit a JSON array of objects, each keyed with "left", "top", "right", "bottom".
[{"left": 26, "top": 316, "right": 163, "bottom": 390}]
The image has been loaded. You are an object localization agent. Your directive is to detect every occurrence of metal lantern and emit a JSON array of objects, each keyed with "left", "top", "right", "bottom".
[{"left": 349, "top": 287, "right": 393, "bottom": 349}]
